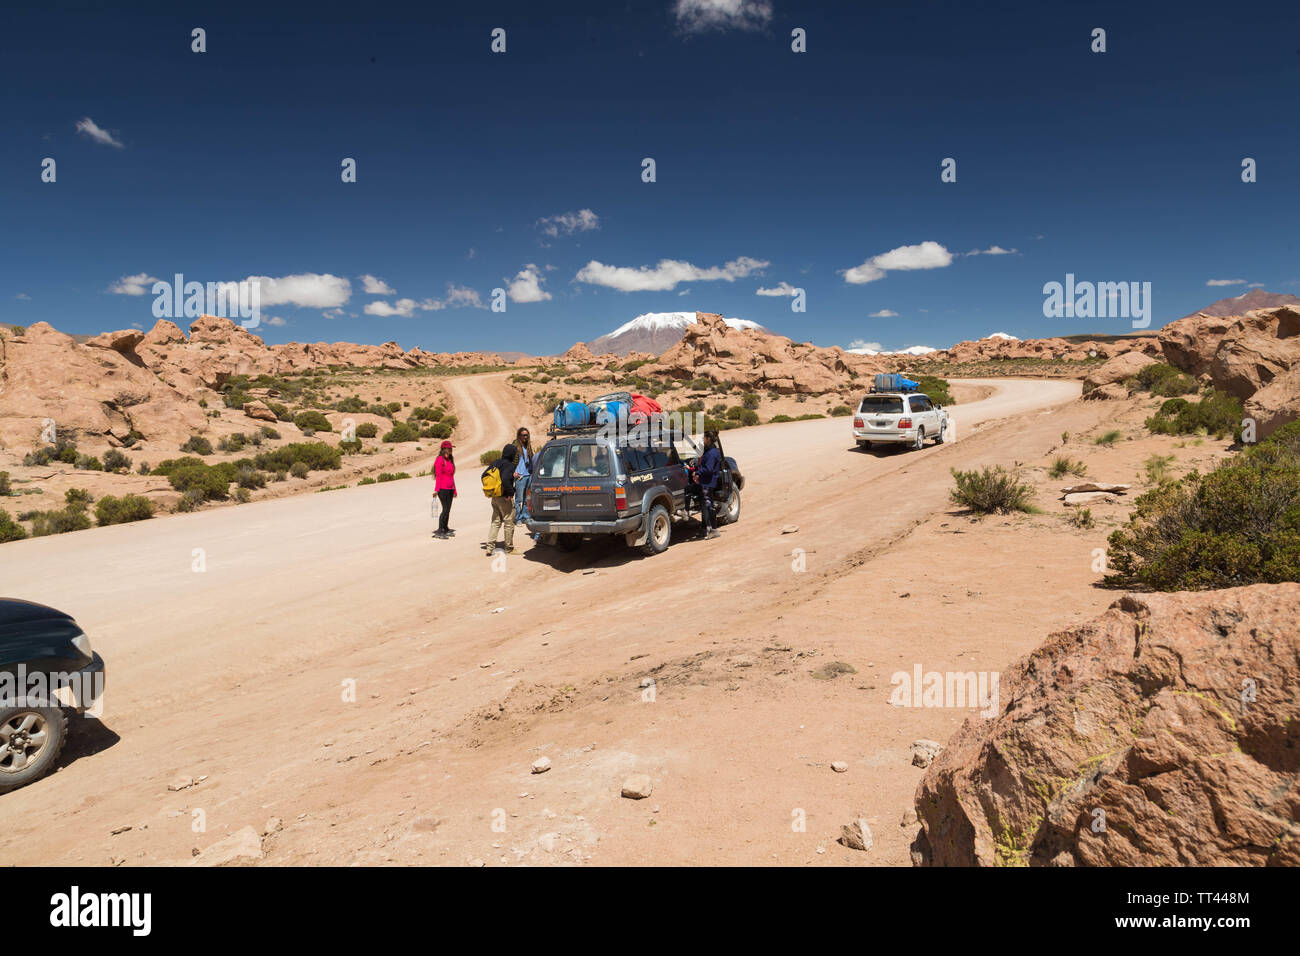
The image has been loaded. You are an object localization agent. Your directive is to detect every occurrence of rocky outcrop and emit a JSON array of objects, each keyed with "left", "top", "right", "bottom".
[
  {"left": 635, "top": 312, "right": 883, "bottom": 395},
  {"left": 1160, "top": 306, "right": 1300, "bottom": 395},
  {"left": 937, "top": 335, "right": 1161, "bottom": 365},
  {"left": 913, "top": 584, "right": 1300, "bottom": 867},
  {"left": 1244, "top": 365, "right": 1300, "bottom": 440},
  {"left": 1082, "top": 351, "right": 1156, "bottom": 391}
]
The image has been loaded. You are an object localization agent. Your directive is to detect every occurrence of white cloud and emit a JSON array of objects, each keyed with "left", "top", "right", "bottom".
[
  {"left": 537, "top": 209, "right": 599, "bottom": 239},
  {"left": 844, "top": 242, "right": 953, "bottom": 285},
  {"left": 965, "top": 245, "right": 1017, "bottom": 256},
  {"left": 247, "top": 273, "right": 351, "bottom": 309},
  {"left": 507, "top": 264, "right": 552, "bottom": 303},
  {"left": 364, "top": 298, "right": 420, "bottom": 317},
  {"left": 75, "top": 116, "right": 124, "bottom": 148},
  {"left": 1206, "top": 278, "right": 1247, "bottom": 287},
  {"left": 576, "top": 256, "right": 768, "bottom": 292},
  {"left": 849, "top": 339, "right": 884, "bottom": 352},
  {"left": 1247, "top": 282, "right": 1266, "bottom": 288},
  {"left": 360, "top": 274, "right": 395, "bottom": 295},
  {"left": 322, "top": 308, "right": 345, "bottom": 319},
  {"left": 869, "top": 308, "right": 898, "bottom": 317},
  {"left": 674, "top": 0, "right": 772, "bottom": 33},
  {"left": 107, "top": 273, "right": 161, "bottom": 296},
  {"left": 443, "top": 285, "right": 484, "bottom": 309},
  {"left": 265, "top": 315, "right": 287, "bottom": 327},
  {"left": 756, "top": 281, "right": 798, "bottom": 297},
  {"left": 14, "top": 292, "right": 31, "bottom": 300}
]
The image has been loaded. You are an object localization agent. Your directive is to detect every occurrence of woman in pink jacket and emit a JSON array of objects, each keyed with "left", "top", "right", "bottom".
[{"left": 433, "top": 440, "right": 457, "bottom": 539}]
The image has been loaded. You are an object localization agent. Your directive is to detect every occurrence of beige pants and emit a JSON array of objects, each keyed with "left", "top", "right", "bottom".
[{"left": 488, "top": 496, "right": 515, "bottom": 550}]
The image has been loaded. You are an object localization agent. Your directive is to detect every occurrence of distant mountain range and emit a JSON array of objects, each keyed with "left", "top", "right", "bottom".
[
  {"left": 1177, "top": 289, "right": 1300, "bottom": 321},
  {"left": 584, "top": 311, "right": 767, "bottom": 356}
]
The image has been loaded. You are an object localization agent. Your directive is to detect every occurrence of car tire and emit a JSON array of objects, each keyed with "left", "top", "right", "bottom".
[
  {"left": 557, "top": 533, "right": 582, "bottom": 552},
  {"left": 857, "top": 440, "right": 870, "bottom": 450},
  {"left": 935, "top": 420, "right": 946, "bottom": 444},
  {"left": 913, "top": 427, "right": 925, "bottom": 451},
  {"left": 641, "top": 504, "right": 672, "bottom": 555},
  {"left": 719, "top": 488, "right": 741, "bottom": 525},
  {"left": 0, "top": 703, "right": 67, "bottom": 794}
]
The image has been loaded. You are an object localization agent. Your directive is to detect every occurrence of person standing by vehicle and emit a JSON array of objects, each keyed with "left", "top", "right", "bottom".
[
  {"left": 484, "top": 442, "right": 518, "bottom": 555},
  {"left": 696, "top": 429, "right": 723, "bottom": 540},
  {"left": 433, "top": 440, "right": 456, "bottom": 539},
  {"left": 513, "top": 427, "right": 534, "bottom": 524}
]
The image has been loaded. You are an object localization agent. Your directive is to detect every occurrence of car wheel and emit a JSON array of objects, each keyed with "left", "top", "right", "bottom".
[
  {"left": 935, "top": 420, "right": 946, "bottom": 444},
  {"left": 641, "top": 504, "right": 672, "bottom": 555},
  {"left": 913, "top": 427, "right": 925, "bottom": 451},
  {"left": 0, "top": 704, "right": 67, "bottom": 794},
  {"left": 857, "top": 440, "right": 870, "bottom": 450},
  {"left": 557, "top": 533, "right": 582, "bottom": 552},
  {"left": 719, "top": 488, "right": 741, "bottom": 525}
]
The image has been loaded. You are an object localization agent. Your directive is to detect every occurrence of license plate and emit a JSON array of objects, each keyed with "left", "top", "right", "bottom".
[
  {"left": 551, "top": 524, "right": 583, "bottom": 533},
  {"left": 873, "top": 420, "right": 888, "bottom": 427}
]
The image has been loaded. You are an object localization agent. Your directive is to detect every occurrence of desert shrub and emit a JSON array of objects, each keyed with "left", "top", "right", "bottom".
[
  {"left": 426, "top": 422, "right": 452, "bottom": 440},
  {"left": 441, "top": 415, "right": 458, "bottom": 430},
  {"left": 711, "top": 403, "right": 728, "bottom": 416},
  {"left": 1068, "top": 507, "right": 1095, "bottom": 529},
  {"left": 290, "top": 461, "right": 310, "bottom": 479},
  {"left": 294, "top": 410, "right": 333, "bottom": 432},
  {"left": 725, "top": 406, "right": 745, "bottom": 421},
  {"left": 223, "top": 388, "right": 253, "bottom": 409},
  {"left": 910, "top": 375, "right": 954, "bottom": 406},
  {"left": 383, "top": 422, "right": 420, "bottom": 443},
  {"left": 101, "top": 449, "right": 132, "bottom": 473},
  {"left": 30, "top": 506, "right": 93, "bottom": 536},
  {"left": 335, "top": 396, "right": 365, "bottom": 413},
  {"left": 74, "top": 453, "right": 102, "bottom": 471},
  {"left": 830, "top": 405, "right": 852, "bottom": 417},
  {"left": 355, "top": 422, "right": 378, "bottom": 439},
  {"left": 1094, "top": 430, "right": 1123, "bottom": 446},
  {"left": 949, "top": 466, "right": 1036, "bottom": 514},
  {"left": 769, "top": 414, "right": 794, "bottom": 423},
  {"left": 1136, "top": 363, "right": 1198, "bottom": 397},
  {"left": 793, "top": 413, "right": 823, "bottom": 421},
  {"left": 267, "top": 401, "right": 291, "bottom": 422},
  {"left": 1048, "top": 456, "right": 1088, "bottom": 479},
  {"left": 339, "top": 439, "right": 362, "bottom": 453},
  {"left": 688, "top": 378, "right": 712, "bottom": 391},
  {"left": 253, "top": 442, "right": 342, "bottom": 472},
  {"left": 260, "top": 425, "right": 280, "bottom": 440},
  {"left": 409, "top": 406, "right": 437, "bottom": 421},
  {"left": 167, "top": 463, "right": 230, "bottom": 501},
  {"left": 236, "top": 466, "right": 267, "bottom": 489},
  {"left": 0, "top": 509, "right": 27, "bottom": 542},
  {"left": 703, "top": 417, "right": 741, "bottom": 431},
  {"left": 479, "top": 450, "right": 499, "bottom": 466},
  {"left": 181, "top": 435, "right": 213, "bottom": 455},
  {"left": 1158, "top": 397, "right": 1189, "bottom": 416},
  {"left": 175, "top": 489, "right": 206, "bottom": 512},
  {"left": 0, "top": 472, "right": 10, "bottom": 496},
  {"left": 741, "top": 392, "right": 760, "bottom": 410},
  {"left": 377, "top": 472, "right": 411, "bottom": 482},
  {"left": 95, "top": 494, "right": 154, "bottom": 525},
  {"left": 65, "top": 488, "right": 93, "bottom": 508},
  {"left": 1144, "top": 453, "right": 1177, "bottom": 486},
  {"left": 358, "top": 477, "right": 376, "bottom": 485},
  {"left": 1105, "top": 424, "right": 1300, "bottom": 590},
  {"left": 1145, "top": 389, "right": 1243, "bottom": 440},
  {"left": 218, "top": 433, "right": 248, "bottom": 453},
  {"left": 273, "top": 470, "right": 288, "bottom": 482},
  {"left": 235, "top": 487, "right": 252, "bottom": 503}
]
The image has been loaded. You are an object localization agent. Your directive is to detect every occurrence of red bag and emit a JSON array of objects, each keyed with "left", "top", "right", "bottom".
[{"left": 630, "top": 394, "right": 662, "bottom": 417}]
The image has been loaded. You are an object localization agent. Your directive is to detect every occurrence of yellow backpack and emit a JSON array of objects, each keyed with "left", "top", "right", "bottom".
[{"left": 481, "top": 464, "right": 503, "bottom": 498}]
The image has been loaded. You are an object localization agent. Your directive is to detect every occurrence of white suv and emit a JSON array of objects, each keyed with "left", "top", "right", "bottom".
[{"left": 853, "top": 392, "right": 949, "bottom": 450}]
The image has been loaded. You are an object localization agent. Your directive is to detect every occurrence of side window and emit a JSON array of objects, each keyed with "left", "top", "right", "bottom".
[
  {"left": 648, "top": 448, "right": 670, "bottom": 469},
  {"left": 911, "top": 396, "right": 931, "bottom": 412},
  {"left": 537, "top": 444, "right": 566, "bottom": 478},
  {"left": 569, "top": 444, "right": 611, "bottom": 477},
  {"left": 623, "top": 447, "right": 647, "bottom": 472}
]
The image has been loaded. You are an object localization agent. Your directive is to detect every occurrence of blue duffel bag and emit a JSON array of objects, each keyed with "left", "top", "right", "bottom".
[{"left": 596, "top": 400, "right": 629, "bottom": 425}]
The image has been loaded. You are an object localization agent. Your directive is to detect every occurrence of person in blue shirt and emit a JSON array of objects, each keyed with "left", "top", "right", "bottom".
[{"left": 513, "top": 427, "right": 535, "bottom": 525}]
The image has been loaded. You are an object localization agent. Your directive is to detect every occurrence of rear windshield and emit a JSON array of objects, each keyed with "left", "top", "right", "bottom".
[
  {"left": 859, "top": 396, "right": 904, "bottom": 414},
  {"left": 567, "top": 444, "right": 611, "bottom": 477}
]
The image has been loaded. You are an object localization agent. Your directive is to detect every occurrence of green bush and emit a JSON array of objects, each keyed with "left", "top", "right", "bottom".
[
  {"left": 102, "top": 449, "right": 132, "bottom": 473},
  {"left": 335, "top": 396, "right": 365, "bottom": 413},
  {"left": 74, "top": 454, "right": 103, "bottom": 471},
  {"left": 769, "top": 414, "right": 794, "bottom": 423},
  {"left": 479, "top": 450, "right": 499, "bottom": 466},
  {"left": 1094, "top": 430, "right": 1123, "bottom": 446},
  {"left": 0, "top": 472, "right": 10, "bottom": 496},
  {"left": 1105, "top": 422, "right": 1300, "bottom": 590},
  {"left": 741, "top": 392, "right": 760, "bottom": 410},
  {"left": 725, "top": 406, "right": 745, "bottom": 421},
  {"left": 260, "top": 425, "right": 281, "bottom": 440},
  {"left": 426, "top": 422, "right": 452, "bottom": 440},
  {"left": 290, "top": 461, "right": 310, "bottom": 479},
  {"left": 1048, "top": 456, "right": 1088, "bottom": 479},
  {"left": 223, "top": 388, "right": 253, "bottom": 409},
  {"left": 236, "top": 466, "right": 267, "bottom": 489},
  {"left": 1136, "top": 363, "right": 1198, "bottom": 397},
  {"left": 0, "top": 509, "right": 27, "bottom": 542},
  {"left": 339, "top": 439, "right": 362, "bottom": 453},
  {"left": 383, "top": 422, "right": 420, "bottom": 443},
  {"left": 830, "top": 405, "right": 852, "bottom": 417},
  {"left": 167, "top": 463, "right": 231, "bottom": 501},
  {"left": 181, "top": 435, "right": 214, "bottom": 455},
  {"left": 355, "top": 422, "right": 378, "bottom": 439},
  {"left": 1144, "top": 453, "right": 1177, "bottom": 486},
  {"left": 30, "top": 506, "right": 93, "bottom": 536},
  {"left": 1145, "top": 389, "right": 1243, "bottom": 440},
  {"left": 268, "top": 401, "right": 291, "bottom": 422},
  {"left": 253, "top": 442, "right": 342, "bottom": 472},
  {"left": 65, "top": 488, "right": 93, "bottom": 508},
  {"left": 909, "top": 375, "right": 954, "bottom": 406},
  {"left": 377, "top": 472, "right": 411, "bottom": 482},
  {"left": 950, "top": 466, "right": 1036, "bottom": 514},
  {"left": 294, "top": 410, "right": 333, "bottom": 433},
  {"left": 95, "top": 494, "right": 155, "bottom": 525},
  {"left": 442, "top": 415, "right": 458, "bottom": 430}
]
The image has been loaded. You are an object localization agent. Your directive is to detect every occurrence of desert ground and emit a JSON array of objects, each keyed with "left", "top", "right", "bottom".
[{"left": 0, "top": 373, "right": 1239, "bottom": 865}]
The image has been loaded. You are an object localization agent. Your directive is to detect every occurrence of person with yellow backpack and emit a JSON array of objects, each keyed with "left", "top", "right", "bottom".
[{"left": 482, "top": 443, "right": 518, "bottom": 555}]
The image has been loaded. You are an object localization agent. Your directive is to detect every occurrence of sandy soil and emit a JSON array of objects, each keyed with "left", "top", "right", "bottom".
[{"left": 1, "top": 376, "right": 1211, "bottom": 867}]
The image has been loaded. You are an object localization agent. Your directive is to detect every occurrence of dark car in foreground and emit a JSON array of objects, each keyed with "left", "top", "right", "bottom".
[
  {"left": 526, "top": 426, "right": 743, "bottom": 555},
  {"left": 0, "top": 599, "right": 105, "bottom": 793}
]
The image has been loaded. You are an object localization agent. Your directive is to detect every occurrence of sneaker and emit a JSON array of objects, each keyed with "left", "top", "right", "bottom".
[
  {"left": 506, "top": 546, "right": 519, "bottom": 554},
  {"left": 704, "top": 529, "right": 720, "bottom": 540},
  {"left": 446, "top": 529, "right": 456, "bottom": 536},
  {"left": 433, "top": 531, "right": 448, "bottom": 539}
]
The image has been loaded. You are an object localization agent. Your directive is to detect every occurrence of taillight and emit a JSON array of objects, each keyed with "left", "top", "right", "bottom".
[
  {"left": 615, "top": 486, "right": 627, "bottom": 511},
  {"left": 853, "top": 417, "right": 864, "bottom": 428},
  {"left": 898, "top": 417, "right": 912, "bottom": 429}
]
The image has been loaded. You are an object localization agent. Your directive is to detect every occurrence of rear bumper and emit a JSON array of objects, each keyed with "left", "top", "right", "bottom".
[
  {"left": 526, "top": 514, "right": 643, "bottom": 536},
  {"left": 854, "top": 428, "right": 914, "bottom": 443}
]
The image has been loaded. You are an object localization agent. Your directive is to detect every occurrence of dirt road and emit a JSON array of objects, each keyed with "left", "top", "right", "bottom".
[{"left": 0, "top": 376, "right": 1084, "bottom": 866}]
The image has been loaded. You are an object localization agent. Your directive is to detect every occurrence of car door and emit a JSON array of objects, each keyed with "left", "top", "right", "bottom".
[{"left": 911, "top": 395, "right": 936, "bottom": 436}]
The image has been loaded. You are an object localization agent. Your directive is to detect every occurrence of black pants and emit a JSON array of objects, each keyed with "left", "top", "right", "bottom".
[
  {"left": 437, "top": 489, "right": 454, "bottom": 532},
  {"left": 701, "top": 487, "right": 716, "bottom": 531}
]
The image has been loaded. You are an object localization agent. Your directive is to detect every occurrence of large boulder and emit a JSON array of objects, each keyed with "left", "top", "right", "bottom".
[
  {"left": 1159, "top": 313, "right": 1237, "bottom": 376},
  {"left": 913, "top": 584, "right": 1300, "bottom": 867},
  {"left": 1082, "top": 351, "right": 1156, "bottom": 391},
  {"left": 1207, "top": 306, "right": 1300, "bottom": 398},
  {"left": 1244, "top": 365, "right": 1300, "bottom": 440}
]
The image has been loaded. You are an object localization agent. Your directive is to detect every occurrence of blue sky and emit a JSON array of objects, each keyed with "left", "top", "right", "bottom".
[{"left": 4, "top": 0, "right": 1298, "bottom": 354}]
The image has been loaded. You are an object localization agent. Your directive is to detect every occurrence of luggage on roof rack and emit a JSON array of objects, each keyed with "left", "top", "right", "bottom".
[{"left": 872, "top": 373, "right": 920, "bottom": 393}]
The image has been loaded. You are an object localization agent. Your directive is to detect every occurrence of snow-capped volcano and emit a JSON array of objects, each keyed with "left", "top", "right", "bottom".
[
  {"left": 846, "top": 344, "right": 939, "bottom": 356},
  {"left": 986, "top": 332, "right": 1020, "bottom": 341},
  {"left": 586, "top": 311, "right": 767, "bottom": 356}
]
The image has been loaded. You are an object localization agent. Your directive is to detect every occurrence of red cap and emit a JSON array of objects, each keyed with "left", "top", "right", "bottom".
[{"left": 440, "top": 440, "right": 454, "bottom": 449}]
